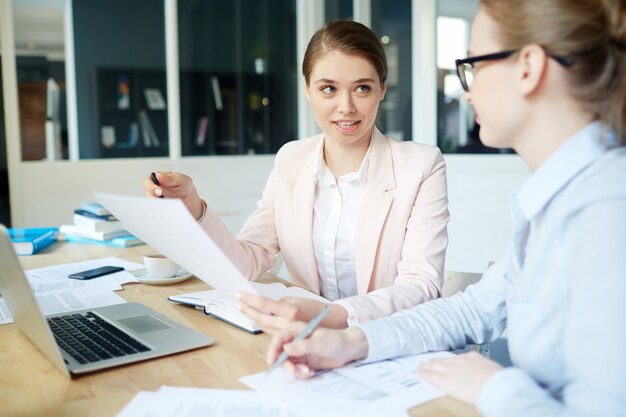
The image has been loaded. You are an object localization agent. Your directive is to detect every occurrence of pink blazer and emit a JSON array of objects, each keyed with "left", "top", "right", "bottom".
[{"left": 199, "top": 128, "right": 449, "bottom": 323}]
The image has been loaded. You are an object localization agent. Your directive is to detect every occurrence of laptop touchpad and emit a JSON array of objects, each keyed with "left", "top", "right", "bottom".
[{"left": 117, "top": 315, "right": 173, "bottom": 334}]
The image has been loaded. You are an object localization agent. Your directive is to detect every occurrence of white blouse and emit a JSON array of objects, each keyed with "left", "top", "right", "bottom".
[{"left": 312, "top": 141, "right": 371, "bottom": 301}]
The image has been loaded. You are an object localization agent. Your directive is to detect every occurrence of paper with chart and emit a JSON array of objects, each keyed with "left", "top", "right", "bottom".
[
  {"left": 0, "top": 257, "right": 142, "bottom": 324},
  {"left": 240, "top": 351, "right": 453, "bottom": 417},
  {"left": 95, "top": 192, "right": 259, "bottom": 297}
]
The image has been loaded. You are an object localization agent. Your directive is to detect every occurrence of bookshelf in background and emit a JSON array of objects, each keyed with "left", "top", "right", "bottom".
[
  {"left": 179, "top": 71, "right": 237, "bottom": 156},
  {"left": 179, "top": 71, "right": 272, "bottom": 156},
  {"left": 93, "top": 68, "right": 168, "bottom": 158}
]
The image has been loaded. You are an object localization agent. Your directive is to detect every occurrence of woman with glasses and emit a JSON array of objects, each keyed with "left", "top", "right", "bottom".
[
  {"left": 145, "top": 21, "right": 449, "bottom": 333},
  {"left": 267, "top": 1, "right": 626, "bottom": 415}
]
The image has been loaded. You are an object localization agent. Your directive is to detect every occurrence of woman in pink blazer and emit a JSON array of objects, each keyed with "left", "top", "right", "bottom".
[{"left": 146, "top": 21, "right": 449, "bottom": 332}]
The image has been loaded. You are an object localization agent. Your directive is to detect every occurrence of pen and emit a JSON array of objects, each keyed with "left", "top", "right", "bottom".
[
  {"left": 265, "top": 304, "right": 331, "bottom": 376},
  {"left": 150, "top": 172, "right": 164, "bottom": 198}
]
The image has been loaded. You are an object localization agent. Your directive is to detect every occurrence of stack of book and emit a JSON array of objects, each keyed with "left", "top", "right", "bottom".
[{"left": 60, "top": 202, "right": 144, "bottom": 248}]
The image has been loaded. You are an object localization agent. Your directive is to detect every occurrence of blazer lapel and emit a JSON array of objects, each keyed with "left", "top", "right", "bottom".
[
  {"left": 292, "top": 142, "right": 320, "bottom": 294},
  {"left": 354, "top": 129, "right": 396, "bottom": 294}
]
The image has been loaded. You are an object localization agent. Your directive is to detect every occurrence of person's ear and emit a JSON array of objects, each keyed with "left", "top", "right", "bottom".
[
  {"left": 380, "top": 82, "right": 387, "bottom": 101},
  {"left": 516, "top": 44, "right": 548, "bottom": 96},
  {"left": 305, "top": 84, "right": 311, "bottom": 101}
]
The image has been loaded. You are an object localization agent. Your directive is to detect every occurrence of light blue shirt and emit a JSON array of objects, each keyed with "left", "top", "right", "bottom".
[{"left": 358, "top": 122, "right": 626, "bottom": 417}]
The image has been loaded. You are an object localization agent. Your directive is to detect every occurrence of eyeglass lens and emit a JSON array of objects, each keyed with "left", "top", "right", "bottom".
[{"left": 459, "top": 64, "right": 475, "bottom": 91}]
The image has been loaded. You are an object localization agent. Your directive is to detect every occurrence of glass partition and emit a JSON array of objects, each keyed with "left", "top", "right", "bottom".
[
  {"left": 73, "top": 0, "right": 168, "bottom": 158},
  {"left": 325, "top": 0, "right": 352, "bottom": 21},
  {"left": 371, "top": 0, "right": 412, "bottom": 141},
  {"left": 436, "top": 0, "right": 513, "bottom": 153},
  {"left": 13, "top": 1, "right": 67, "bottom": 161},
  {"left": 178, "top": 0, "right": 297, "bottom": 156}
]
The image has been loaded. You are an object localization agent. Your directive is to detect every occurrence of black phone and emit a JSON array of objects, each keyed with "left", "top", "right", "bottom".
[{"left": 68, "top": 266, "right": 124, "bottom": 280}]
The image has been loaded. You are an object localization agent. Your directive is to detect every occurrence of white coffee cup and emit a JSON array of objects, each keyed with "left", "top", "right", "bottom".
[{"left": 143, "top": 254, "right": 180, "bottom": 279}]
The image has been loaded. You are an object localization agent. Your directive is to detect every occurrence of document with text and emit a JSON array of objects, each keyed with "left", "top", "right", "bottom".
[
  {"left": 240, "top": 351, "right": 453, "bottom": 417},
  {"left": 0, "top": 257, "right": 142, "bottom": 324},
  {"left": 116, "top": 386, "right": 299, "bottom": 417}
]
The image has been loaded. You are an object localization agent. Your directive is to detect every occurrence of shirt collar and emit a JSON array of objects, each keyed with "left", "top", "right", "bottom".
[
  {"left": 515, "top": 121, "right": 618, "bottom": 221},
  {"left": 313, "top": 138, "right": 372, "bottom": 187}
]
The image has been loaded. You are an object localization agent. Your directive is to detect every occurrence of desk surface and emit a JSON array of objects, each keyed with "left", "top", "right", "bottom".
[{"left": 1, "top": 242, "right": 480, "bottom": 417}]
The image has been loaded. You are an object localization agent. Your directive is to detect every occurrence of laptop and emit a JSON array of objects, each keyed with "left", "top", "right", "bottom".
[{"left": 0, "top": 224, "right": 214, "bottom": 377}]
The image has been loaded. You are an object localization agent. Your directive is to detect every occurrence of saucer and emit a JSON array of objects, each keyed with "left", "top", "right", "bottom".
[{"left": 133, "top": 269, "right": 193, "bottom": 286}]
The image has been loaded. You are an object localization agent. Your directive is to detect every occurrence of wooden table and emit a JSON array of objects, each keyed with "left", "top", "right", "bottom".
[{"left": 0, "top": 242, "right": 480, "bottom": 417}]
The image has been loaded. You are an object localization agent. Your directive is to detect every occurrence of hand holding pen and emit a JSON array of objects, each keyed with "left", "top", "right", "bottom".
[
  {"left": 265, "top": 305, "right": 331, "bottom": 376},
  {"left": 143, "top": 171, "right": 205, "bottom": 220},
  {"left": 265, "top": 305, "right": 370, "bottom": 378}
]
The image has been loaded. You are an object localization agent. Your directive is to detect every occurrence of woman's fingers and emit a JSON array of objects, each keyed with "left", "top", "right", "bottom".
[
  {"left": 238, "top": 293, "right": 301, "bottom": 334},
  {"left": 266, "top": 322, "right": 306, "bottom": 364},
  {"left": 239, "top": 303, "right": 291, "bottom": 334}
]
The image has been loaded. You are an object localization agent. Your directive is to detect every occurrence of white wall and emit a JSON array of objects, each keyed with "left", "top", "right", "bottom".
[
  {"left": 15, "top": 154, "right": 529, "bottom": 274},
  {"left": 444, "top": 154, "right": 529, "bottom": 272},
  {"left": 15, "top": 155, "right": 274, "bottom": 233}
]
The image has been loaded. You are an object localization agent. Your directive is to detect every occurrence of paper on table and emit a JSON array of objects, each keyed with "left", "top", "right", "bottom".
[
  {"left": 26, "top": 256, "right": 143, "bottom": 290},
  {"left": 0, "top": 299, "right": 12, "bottom": 324},
  {"left": 116, "top": 386, "right": 300, "bottom": 417},
  {"left": 0, "top": 257, "right": 141, "bottom": 325},
  {"left": 95, "top": 192, "right": 258, "bottom": 297},
  {"left": 240, "top": 351, "right": 452, "bottom": 417},
  {"left": 0, "top": 284, "right": 127, "bottom": 325}
]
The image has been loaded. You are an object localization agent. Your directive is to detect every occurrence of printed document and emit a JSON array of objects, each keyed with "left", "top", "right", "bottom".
[
  {"left": 0, "top": 257, "right": 142, "bottom": 324},
  {"left": 116, "top": 386, "right": 299, "bottom": 417},
  {"left": 240, "top": 351, "right": 453, "bottom": 417}
]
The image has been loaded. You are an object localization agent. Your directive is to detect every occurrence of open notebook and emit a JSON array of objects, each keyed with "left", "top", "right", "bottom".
[{"left": 169, "top": 282, "right": 328, "bottom": 334}]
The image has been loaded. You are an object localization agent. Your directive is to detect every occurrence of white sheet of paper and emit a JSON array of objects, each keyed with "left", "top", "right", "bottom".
[
  {"left": 240, "top": 352, "right": 452, "bottom": 417},
  {"left": 95, "top": 192, "right": 258, "bottom": 297},
  {"left": 116, "top": 387, "right": 299, "bottom": 417},
  {"left": 26, "top": 257, "right": 142, "bottom": 290},
  {"left": 0, "top": 298, "right": 12, "bottom": 324},
  {"left": 0, "top": 257, "right": 141, "bottom": 325},
  {"left": 0, "top": 283, "right": 127, "bottom": 325}
]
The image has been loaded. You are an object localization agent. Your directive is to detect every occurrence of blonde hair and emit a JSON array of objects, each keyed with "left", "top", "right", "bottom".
[{"left": 481, "top": 0, "right": 626, "bottom": 144}]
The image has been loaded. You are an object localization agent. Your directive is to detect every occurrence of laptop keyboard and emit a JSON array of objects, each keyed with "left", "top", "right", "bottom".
[{"left": 47, "top": 312, "right": 151, "bottom": 365}]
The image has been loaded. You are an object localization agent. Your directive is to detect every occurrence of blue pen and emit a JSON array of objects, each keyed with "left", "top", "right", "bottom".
[
  {"left": 150, "top": 172, "right": 164, "bottom": 198},
  {"left": 265, "top": 304, "right": 331, "bottom": 376}
]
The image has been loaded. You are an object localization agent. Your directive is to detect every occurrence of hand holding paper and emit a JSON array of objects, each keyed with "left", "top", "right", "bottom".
[
  {"left": 95, "top": 192, "right": 258, "bottom": 297},
  {"left": 142, "top": 172, "right": 204, "bottom": 220}
]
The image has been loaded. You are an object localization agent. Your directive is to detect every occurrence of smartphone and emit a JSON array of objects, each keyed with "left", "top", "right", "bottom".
[{"left": 68, "top": 266, "right": 124, "bottom": 280}]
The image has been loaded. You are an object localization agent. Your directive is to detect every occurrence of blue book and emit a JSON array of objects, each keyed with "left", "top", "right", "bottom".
[
  {"left": 8, "top": 227, "right": 59, "bottom": 255},
  {"left": 73, "top": 209, "right": 116, "bottom": 221},
  {"left": 81, "top": 202, "right": 110, "bottom": 216},
  {"left": 64, "top": 234, "right": 144, "bottom": 248}
]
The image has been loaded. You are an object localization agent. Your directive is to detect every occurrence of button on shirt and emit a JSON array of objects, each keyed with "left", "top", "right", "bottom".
[
  {"left": 312, "top": 142, "right": 370, "bottom": 301},
  {"left": 357, "top": 122, "right": 626, "bottom": 417}
]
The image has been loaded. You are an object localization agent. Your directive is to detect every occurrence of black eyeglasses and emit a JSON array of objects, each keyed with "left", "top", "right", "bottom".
[{"left": 455, "top": 49, "right": 574, "bottom": 92}]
